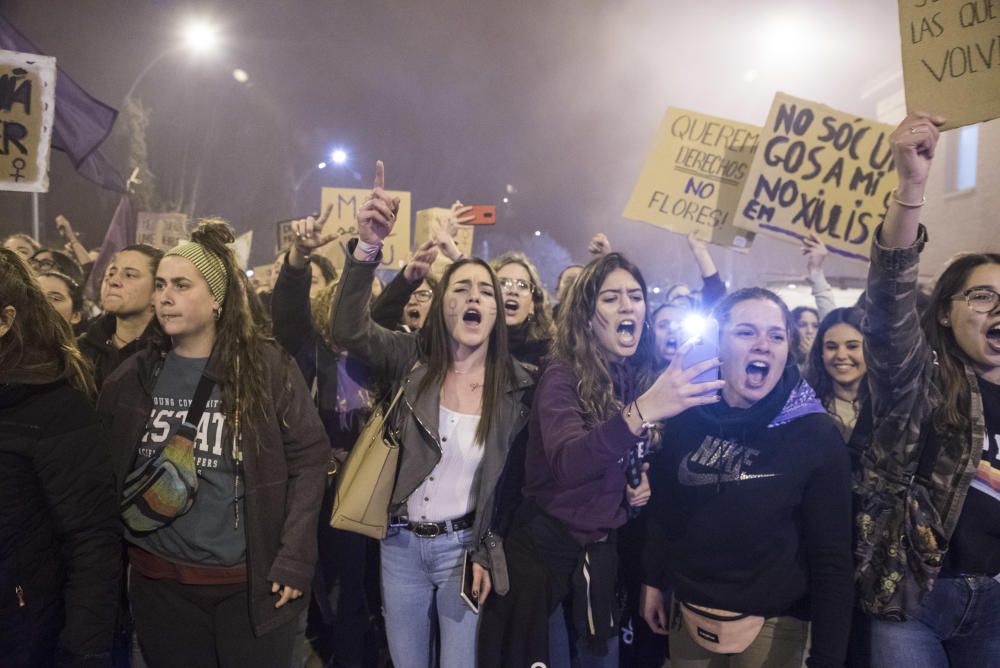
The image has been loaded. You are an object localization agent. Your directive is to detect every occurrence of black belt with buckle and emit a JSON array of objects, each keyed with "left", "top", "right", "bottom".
[{"left": 391, "top": 511, "right": 475, "bottom": 538}]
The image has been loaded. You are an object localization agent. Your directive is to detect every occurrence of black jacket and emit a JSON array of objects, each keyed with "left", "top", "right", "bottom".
[
  {"left": 272, "top": 257, "right": 373, "bottom": 447},
  {"left": 77, "top": 314, "right": 157, "bottom": 390},
  {"left": 98, "top": 342, "right": 329, "bottom": 636},
  {"left": 0, "top": 380, "right": 121, "bottom": 667}
]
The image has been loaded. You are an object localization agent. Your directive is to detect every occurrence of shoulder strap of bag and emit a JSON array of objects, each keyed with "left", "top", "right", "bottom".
[{"left": 182, "top": 372, "right": 216, "bottom": 430}]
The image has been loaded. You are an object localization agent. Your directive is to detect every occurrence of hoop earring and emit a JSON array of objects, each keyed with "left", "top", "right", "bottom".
[{"left": 213, "top": 306, "right": 222, "bottom": 321}]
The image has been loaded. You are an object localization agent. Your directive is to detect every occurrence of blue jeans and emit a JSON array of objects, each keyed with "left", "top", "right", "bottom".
[
  {"left": 870, "top": 575, "right": 1000, "bottom": 668},
  {"left": 380, "top": 526, "right": 477, "bottom": 668}
]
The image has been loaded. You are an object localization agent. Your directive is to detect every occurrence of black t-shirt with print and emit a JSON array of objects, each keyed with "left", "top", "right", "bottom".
[{"left": 943, "top": 377, "right": 1000, "bottom": 577}]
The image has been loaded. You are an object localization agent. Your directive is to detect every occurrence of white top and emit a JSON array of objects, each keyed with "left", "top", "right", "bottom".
[{"left": 406, "top": 406, "right": 484, "bottom": 522}]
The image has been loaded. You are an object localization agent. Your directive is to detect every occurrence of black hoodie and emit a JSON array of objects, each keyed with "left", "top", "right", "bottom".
[{"left": 643, "top": 365, "right": 853, "bottom": 668}]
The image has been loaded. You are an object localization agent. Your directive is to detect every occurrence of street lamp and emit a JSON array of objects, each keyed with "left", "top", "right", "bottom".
[
  {"left": 123, "top": 18, "right": 222, "bottom": 101},
  {"left": 181, "top": 20, "right": 220, "bottom": 55}
]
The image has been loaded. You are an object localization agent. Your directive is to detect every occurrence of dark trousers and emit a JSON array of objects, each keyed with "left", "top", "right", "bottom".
[{"left": 130, "top": 572, "right": 297, "bottom": 668}]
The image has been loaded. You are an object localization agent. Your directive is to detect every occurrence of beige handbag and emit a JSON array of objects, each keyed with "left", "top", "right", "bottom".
[
  {"left": 680, "top": 601, "right": 765, "bottom": 654},
  {"left": 329, "top": 383, "right": 406, "bottom": 540}
]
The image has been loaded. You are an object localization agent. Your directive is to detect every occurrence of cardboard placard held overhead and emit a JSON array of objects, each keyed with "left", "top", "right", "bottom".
[
  {"left": 0, "top": 50, "right": 56, "bottom": 193},
  {"left": 317, "top": 187, "right": 412, "bottom": 270},
  {"left": 229, "top": 231, "right": 253, "bottom": 270},
  {"left": 414, "top": 207, "right": 476, "bottom": 277},
  {"left": 898, "top": 0, "right": 1000, "bottom": 130},
  {"left": 414, "top": 208, "right": 475, "bottom": 255},
  {"left": 275, "top": 218, "right": 298, "bottom": 255},
  {"left": 734, "top": 93, "right": 898, "bottom": 263},
  {"left": 622, "top": 107, "right": 759, "bottom": 253},
  {"left": 136, "top": 212, "right": 190, "bottom": 250}
]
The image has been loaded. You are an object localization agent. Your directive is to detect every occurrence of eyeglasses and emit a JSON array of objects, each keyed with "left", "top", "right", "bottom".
[
  {"left": 499, "top": 277, "right": 533, "bottom": 294},
  {"left": 952, "top": 287, "right": 1000, "bottom": 314},
  {"left": 30, "top": 258, "right": 56, "bottom": 272},
  {"left": 412, "top": 289, "right": 433, "bottom": 303}
]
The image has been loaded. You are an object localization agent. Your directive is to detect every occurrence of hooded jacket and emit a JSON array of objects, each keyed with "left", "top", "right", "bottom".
[{"left": 643, "top": 366, "right": 853, "bottom": 668}]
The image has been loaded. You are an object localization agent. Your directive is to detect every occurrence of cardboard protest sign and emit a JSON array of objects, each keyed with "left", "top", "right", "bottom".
[
  {"left": 136, "top": 212, "right": 190, "bottom": 250},
  {"left": 0, "top": 50, "right": 55, "bottom": 193},
  {"left": 733, "top": 93, "right": 897, "bottom": 262},
  {"left": 251, "top": 264, "right": 273, "bottom": 290},
  {"left": 414, "top": 207, "right": 475, "bottom": 255},
  {"left": 275, "top": 218, "right": 297, "bottom": 254},
  {"left": 622, "top": 108, "right": 758, "bottom": 253},
  {"left": 317, "top": 187, "right": 412, "bottom": 270},
  {"left": 229, "top": 231, "right": 253, "bottom": 270},
  {"left": 413, "top": 207, "right": 477, "bottom": 277},
  {"left": 898, "top": 0, "right": 1000, "bottom": 130}
]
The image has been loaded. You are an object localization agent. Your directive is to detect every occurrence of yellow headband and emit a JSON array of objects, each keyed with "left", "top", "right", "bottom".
[{"left": 164, "top": 241, "right": 228, "bottom": 305}]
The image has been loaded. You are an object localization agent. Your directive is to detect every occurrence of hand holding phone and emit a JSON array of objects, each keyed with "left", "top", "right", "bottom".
[{"left": 630, "top": 319, "right": 726, "bottom": 426}]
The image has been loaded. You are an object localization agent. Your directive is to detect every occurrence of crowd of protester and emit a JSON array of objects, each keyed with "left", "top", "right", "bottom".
[{"left": 1, "top": 111, "right": 998, "bottom": 668}]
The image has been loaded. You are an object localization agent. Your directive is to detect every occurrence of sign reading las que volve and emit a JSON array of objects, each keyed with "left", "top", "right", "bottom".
[
  {"left": 623, "top": 108, "right": 758, "bottom": 252},
  {"left": 734, "top": 93, "right": 898, "bottom": 262},
  {"left": 899, "top": 0, "right": 1000, "bottom": 130},
  {"left": 0, "top": 49, "right": 56, "bottom": 193}
]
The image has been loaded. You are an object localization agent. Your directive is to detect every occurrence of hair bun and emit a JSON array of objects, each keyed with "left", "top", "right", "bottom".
[{"left": 190, "top": 218, "right": 236, "bottom": 246}]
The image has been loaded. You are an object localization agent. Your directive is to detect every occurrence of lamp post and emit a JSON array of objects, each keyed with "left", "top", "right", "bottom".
[{"left": 123, "top": 19, "right": 220, "bottom": 104}]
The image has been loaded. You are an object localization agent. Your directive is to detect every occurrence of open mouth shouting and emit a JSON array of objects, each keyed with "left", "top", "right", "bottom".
[
  {"left": 462, "top": 307, "right": 483, "bottom": 328},
  {"left": 503, "top": 298, "right": 521, "bottom": 318},
  {"left": 744, "top": 360, "right": 771, "bottom": 389},
  {"left": 617, "top": 319, "right": 638, "bottom": 347},
  {"left": 987, "top": 322, "right": 1000, "bottom": 354}
]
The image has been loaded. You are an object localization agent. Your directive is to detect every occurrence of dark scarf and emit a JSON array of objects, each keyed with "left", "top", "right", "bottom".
[{"left": 689, "top": 363, "right": 826, "bottom": 439}]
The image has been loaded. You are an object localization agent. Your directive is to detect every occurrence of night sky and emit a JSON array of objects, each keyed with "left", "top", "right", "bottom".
[{"left": 1, "top": 0, "right": 904, "bottom": 292}]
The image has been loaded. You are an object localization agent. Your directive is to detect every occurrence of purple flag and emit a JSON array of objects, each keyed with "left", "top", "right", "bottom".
[
  {"left": 85, "top": 194, "right": 136, "bottom": 300},
  {"left": 0, "top": 14, "right": 125, "bottom": 191}
]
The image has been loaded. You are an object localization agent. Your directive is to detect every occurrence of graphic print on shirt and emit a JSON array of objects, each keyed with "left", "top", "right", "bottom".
[
  {"left": 140, "top": 396, "right": 226, "bottom": 471},
  {"left": 974, "top": 416, "right": 1000, "bottom": 503},
  {"left": 678, "top": 435, "right": 780, "bottom": 486}
]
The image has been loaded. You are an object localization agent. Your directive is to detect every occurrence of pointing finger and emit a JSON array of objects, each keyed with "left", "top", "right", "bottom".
[
  {"left": 374, "top": 160, "right": 385, "bottom": 190},
  {"left": 316, "top": 203, "right": 334, "bottom": 227}
]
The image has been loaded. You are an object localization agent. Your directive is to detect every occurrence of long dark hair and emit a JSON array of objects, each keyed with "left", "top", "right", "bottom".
[
  {"left": 152, "top": 220, "right": 274, "bottom": 427},
  {"left": 805, "top": 307, "right": 867, "bottom": 407},
  {"left": 552, "top": 252, "right": 656, "bottom": 425},
  {"left": 923, "top": 252, "right": 1000, "bottom": 431},
  {"left": 712, "top": 287, "right": 799, "bottom": 368},
  {"left": 417, "top": 257, "right": 514, "bottom": 445},
  {"left": 0, "top": 249, "right": 95, "bottom": 396}
]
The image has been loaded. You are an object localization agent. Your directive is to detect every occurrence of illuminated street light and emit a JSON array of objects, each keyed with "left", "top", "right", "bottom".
[
  {"left": 317, "top": 162, "right": 327, "bottom": 170},
  {"left": 330, "top": 149, "right": 348, "bottom": 165},
  {"left": 232, "top": 68, "right": 250, "bottom": 84},
  {"left": 182, "top": 19, "right": 220, "bottom": 55}
]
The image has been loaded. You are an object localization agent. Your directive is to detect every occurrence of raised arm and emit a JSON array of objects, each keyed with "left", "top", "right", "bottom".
[
  {"left": 330, "top": 161, "right": 420, "bottom": 382},
  {"left": 863, "top": 113, "right": 943, "bottom": 434},
  {"left": 687, "top": 232, "right": 726, "bottom": 308}
]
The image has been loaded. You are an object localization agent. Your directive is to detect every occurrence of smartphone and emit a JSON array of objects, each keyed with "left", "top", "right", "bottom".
[
  {"left": 680, "top": 314, "right": 720, "bottom": 390},
  {"left": 464, "top": 205, "right": 496, "bottom": 225},
  {"left": 460, "top": 551, "right": 480, "bottom": 614}
]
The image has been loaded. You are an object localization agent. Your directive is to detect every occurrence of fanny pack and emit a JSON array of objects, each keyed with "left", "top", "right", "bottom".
[
  {"left": 680, "top": 601, "right": 765, "bottom": 654},
  {"left": 121, "top": 372, "right": 216, "bottom": 533}
]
